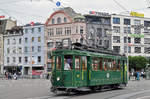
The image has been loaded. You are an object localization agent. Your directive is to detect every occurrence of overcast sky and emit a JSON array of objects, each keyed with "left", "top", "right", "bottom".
[{"left": 0, "top": 0, "right": 150, "bottom": 25}]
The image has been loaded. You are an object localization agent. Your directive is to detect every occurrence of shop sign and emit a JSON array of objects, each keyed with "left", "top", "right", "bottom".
[
  {"left": 129, "top": 34, "right": 144, "bottom": 38},
  {"left": 89, "top": 11, "right": 110, "bottom": 17},
  {"left": 130, "top": 11, "right": 144, "bottom": 17}
]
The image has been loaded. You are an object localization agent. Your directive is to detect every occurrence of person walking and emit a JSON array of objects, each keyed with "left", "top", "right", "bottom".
[{"left": 137, "top": 71, "right": 140, "bottom": 81}]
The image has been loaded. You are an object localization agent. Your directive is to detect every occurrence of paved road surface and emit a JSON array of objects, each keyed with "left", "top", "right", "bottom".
[{"left": 0, "top": 79, "right": 150, "bottom": 99}]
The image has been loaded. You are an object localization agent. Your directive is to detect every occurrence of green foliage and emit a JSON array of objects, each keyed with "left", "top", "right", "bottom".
[{"left": 129, "top": 56, "right": 147, "bottom": 70}]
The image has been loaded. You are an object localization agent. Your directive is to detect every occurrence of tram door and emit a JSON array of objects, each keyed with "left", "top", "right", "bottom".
[
  {"left": 87, "top": 56, "right": 91, "bottom": 86},
  {"left": 75, "top": 56, "right": 89, "bottom": 87}
]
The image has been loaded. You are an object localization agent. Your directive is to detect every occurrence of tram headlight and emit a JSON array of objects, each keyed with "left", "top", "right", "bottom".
[{"left": 57, "top": 77, "right": 60, "bottom": 81}]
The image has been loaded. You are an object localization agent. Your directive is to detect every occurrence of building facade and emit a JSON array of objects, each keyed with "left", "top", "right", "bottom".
[
  {"left": 23, "top": 23, "right": 45, "bottom": 75},
  {"left": 0, "top": 19, "right": 16, "bottom": 74},
  {"left": 3, "top": 26, "right": 23, "bottom": 74},
  {"left": 84, "top": 12, "right": 112, "bottom": 49},
  {"left": 111, "top": 14, "right": 150, "bottom": 57},
  {"left": 45, "top": 7, "right": 86, "bottom": 71}
]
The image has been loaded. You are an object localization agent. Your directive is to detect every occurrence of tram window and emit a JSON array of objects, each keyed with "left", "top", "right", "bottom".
[
  {"left": 108, "top": 59, "right": 112, "bottom": 70},
  {"left": 112, "top": 60, "right": 116, "bottom": 70},
  {"left": 51, "top": 56, "right": 55, "bottom": 70},
  {"left": 64, "top": 55, "right": 73, "bottom": 70},
  {"left": 75, "top": 56, "right": 81, "bottom": 70},
  {"left": 82, "top": 56, "right": 87, "bottom": 70},
  {"left": 99, "top": 58, "right": 103, "bottom": 70},
  {"left": 116, "top": 60, "right": 121, "bottom": 70},
  {"left": 92, "top": 57, "right": 99, "bottom": 71},
  {"left": 104, "top": 59, "right": 110, "bottom": 71},
  {"left": 56, "top": 56, "right": 61, "bottom": 70}
]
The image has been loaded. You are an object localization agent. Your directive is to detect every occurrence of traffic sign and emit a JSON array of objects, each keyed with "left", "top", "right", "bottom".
[{"left": 56, "top": 1, "right": 61, "bottom": 7}]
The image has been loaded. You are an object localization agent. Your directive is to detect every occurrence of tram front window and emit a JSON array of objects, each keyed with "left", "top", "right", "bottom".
[
  {"left": 64, "top": 55, "right": 73, "bottom": 70},
  {"left": 56, "top": 56, "right": 61, "bottom": 70}
]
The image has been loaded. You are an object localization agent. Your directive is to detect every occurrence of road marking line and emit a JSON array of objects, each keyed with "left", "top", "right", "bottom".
[
  {"left": 27, "top": 95, "right": 53, "bottom": 99},
  {"left": 137, "top": 96, "right": 150, "bottom": 99}
]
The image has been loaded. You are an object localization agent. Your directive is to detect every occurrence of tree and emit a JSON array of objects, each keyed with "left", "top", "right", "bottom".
[{"left": 129, "top": 56, "right": 147, "bottom": 71}]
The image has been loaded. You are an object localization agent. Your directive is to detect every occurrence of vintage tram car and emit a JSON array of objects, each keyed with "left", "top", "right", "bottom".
[{"left": 50, "top": 40, "right": 127, "bottom": 93}]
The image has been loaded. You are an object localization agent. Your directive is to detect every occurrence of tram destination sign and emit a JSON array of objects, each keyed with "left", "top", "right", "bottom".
[{"left": 89, "top": 11, "right": 110, "bottom": 17}]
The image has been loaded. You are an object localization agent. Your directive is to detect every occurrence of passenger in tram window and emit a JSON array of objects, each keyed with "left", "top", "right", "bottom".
[
  {"left": 112, "top": 60, "right": 116, "bottom": 70},
  {"left": 104, "top": 59, "right": 107, "bottom": 71},
  {"left": 64, "top": 59, "right": 71, "bottom": 70}
]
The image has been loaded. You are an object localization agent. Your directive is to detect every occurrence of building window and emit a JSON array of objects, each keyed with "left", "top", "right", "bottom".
[
  {"left": 13, "top": 48, "right": 16, "bottom": 54},
  {"left": 65, "top": 27, "right": 71, "bottom": 35},
  {"left": 113, "top": 26, "right": 120, "bottom": 33},
  {"left": 13, "top": 57, "right": 16, "bottom": 62},
  {"left": 134, "top": 27, "right": 141, "bottom": 34},
  {"left": 52, "top": 18, "right": 55, "bottom": 24},
  {"left": 31, "top": 46, "right": 34, "bottom": 52},
  {"left": 144, "top": 21, "right": 150, "bottom": 27},
  {"left": 134, "top": 38, "right": 141, "bottom": 44},
  {"left": 25, "top": 57, "right": 28, "bottom": 63},
  {"left": 64, "top": 17, "right": 67, "bottom": 23},
  {"left": 38, "top": 27, "right": 41, "bottom": 32},
  {"left": 25, "top": 38, "right": 28, "bottom": 43},
  {"left": 18, "top": 47, "right": 22, "bottom": 53},
  {"left": 19, "top": 38, "right": 22, "bottom": 44},
  {"left": 76, "top": 26, "right": 78, "bottom": 33},
  {"left": 57, "top": 17, "right": 61, "bottom": 24},
  {"left": 7, "top": 39, "right": 10, "bottom": 45},
  {"left": 47, "top": 42, "right": 53, "bottom": 48},
  {"left": 7, "top": 48, "right": 10, "bottom": 54},
  {"left": 31, "top": 28, "right": 34, "bottom": 33},
  {"left": 24, "top": 47, "right": 28, "bottom": 53},
  {"left": 56, "top": 28, "right": 62, "bottom": 35},
  {"left": 19, "top": 57, "right": 22, "bottom": 63},
  {"left": 134, "top": 20, "right": 141, "bottom": 25},
  {"left": 113, "top": 36, "right": 120, "bottom": 43},
  {"left": 48, "top": 28, "right": 54, "bottom": 36},
  {"left": 135, "top": 47, "right": 141, "bottom": 53},
  {"left": 38, "top": 56, "right": 41, "bottom": 63},
  {"left": 31, "top": 37, "right": 34, "bottom": 42},
  {"left": 113, "top": 46, "right": 120, "bottom": 53},
  {"left": 144, "top": 38, "right": 150, "bottom": 44},
  {"left": 7, "top": 57, "right": 9, "bottom": 63},
  {"left": 124, "top": 18, "right": 130, "bottom": 25},
  {"left": 144, "top": 47, "right": 150, "bottom": 53},
  {"left": 80, "top": 26, "right": 83, "bottom": 34},
  {"left": 25, "top": 29, "right": 28, "bottom": 33},
  {"left": 97, "top": 28, "right": 102, "bottom": 37},
  {"left": 13, "top": 38, "right": 16, "bottom": 44},
  {"left": 124, "top": 46, "right": 131, "bottom": 53},
  {"left": 124, "top": 27, "right": 131, "bottom": 34},
  {"left": 113, "top": 17, "right": 120, "bottom": 24},
  {"left": 38, "top": 46, "right": 41, "bottom": 52},
  {"left": 124, "top": 37, "right": 131, "bottom": 43},
  {"left": 38, "top": 37, "right": 41, "bottom": 42}
]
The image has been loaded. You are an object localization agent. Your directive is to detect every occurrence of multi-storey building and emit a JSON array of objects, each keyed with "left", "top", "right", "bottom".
[
  {"left": 84, "top": 12, "right": 111, "bottom": 48},
  {"left": 0, "top": 19, "right": 16, "bottom": 74},
  {"left": 3, "top": 26, "right": 23, "bottom": 74},
  {"left": 22, "top": 23, "right": 45, "bottom": 75},
  {"left": 45, "top": 7, "right": 86, "bottom": 71},
  {"left": 111, "top": 14, "right": 150, "bottom": 57}
]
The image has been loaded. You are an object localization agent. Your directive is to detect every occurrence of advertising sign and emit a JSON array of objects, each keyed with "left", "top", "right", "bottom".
[
  {"left": 89, "top": 11, "right": 110, "bottom": 17},
  {"left": 130, "top": 11, "right": 144, "bottom": 18},
  {"left": 0, "top": 15, "right": 5, "bottom": 18}
]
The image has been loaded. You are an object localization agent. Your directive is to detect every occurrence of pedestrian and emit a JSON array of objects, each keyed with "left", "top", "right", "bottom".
[{"left": 137, "top": 71, "right": 140, "bottom": 81}]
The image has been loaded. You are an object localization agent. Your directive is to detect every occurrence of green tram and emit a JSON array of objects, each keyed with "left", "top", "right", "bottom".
[{"left": 50, "top": 43, "right": 128, "bottom": 93}]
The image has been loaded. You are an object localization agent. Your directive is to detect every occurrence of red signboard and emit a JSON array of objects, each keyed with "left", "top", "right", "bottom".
[
  {"left": 32, "top": 70, "right": 43, "bottom": 75},
  {"left": 0, "top": 15, "right": 5, "bottom": 18}
]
